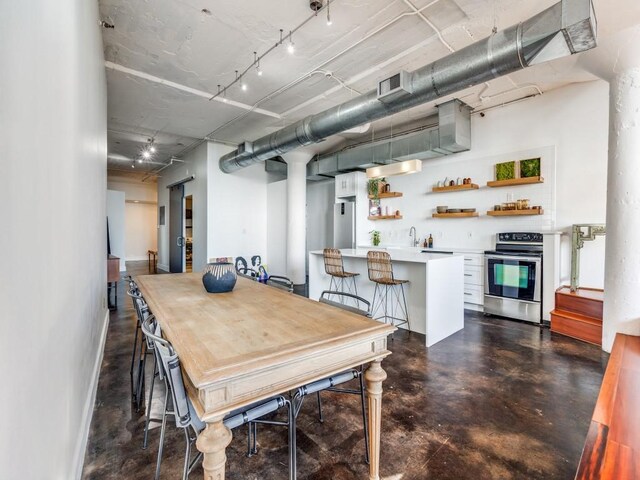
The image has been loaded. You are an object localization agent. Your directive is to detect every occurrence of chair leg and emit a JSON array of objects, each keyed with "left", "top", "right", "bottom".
[
  {"left": 400, "top": 283, "right": 411, "bottom": 332},
  {"left": 143, "top": 361, "right": 158, "bottom": 449},
  {"left": 316, "top": 391, "right": 324, "bottom": 423},
  {"left": 359, "top": 372, "right": 370, "bottom": 464},
  {"left": 253, "top": 422, "right": 258, "bottom": 455},
  {"left": 155, "top": 386, "right": 170, "bottom": 480},
  {"left": 288, "top": 400, "right": 297, "bottom": 480},
  {"left": 130, "top": 324, "right": 140, "bottom": 400},
  {"left": 182, "top": 428, "right": 191, "bottom": 480},
  {"left": 136, "top": 344, "right": 147, "bottom": 412}
]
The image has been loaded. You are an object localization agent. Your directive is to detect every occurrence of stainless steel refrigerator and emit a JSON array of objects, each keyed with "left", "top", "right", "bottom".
[{"left": 333, "top": 201, "right": 355, "bottom": 249}]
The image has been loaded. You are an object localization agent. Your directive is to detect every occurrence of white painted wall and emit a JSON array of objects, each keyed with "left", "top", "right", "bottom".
[
  {"left": 207, "top": 142, "right": 269, "bottom": 262},
  {"left": 0, "top": 0, "right": 108, "bottom": 478},
  {"left": 107, "top": 179, "right": 158, "bottom": 261},
  {"left": 157, "top": 143, "right": 208, "bottom": 272},
  {"left": 309, "top": 80, "right": 609, "bottom": 290},
  {"left": 267, "top": 180, "right": 288, "bottom": 275},
  {"left": 125, "top": 203, "right": 158, "bottom": 261},
  {"left": 107, "top": 177, "right": 157, "bottom": 203},
  {"left": 106, "top": 190, "right": 126, "bottom": 270},
  {"left": 307, "top": 180, "right": 335, "bottom": 269}
]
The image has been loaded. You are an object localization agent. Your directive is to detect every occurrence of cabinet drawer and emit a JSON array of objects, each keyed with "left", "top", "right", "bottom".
[
  {"left": 463, "top": 283, "right": 484, "bottom": 305},
  {"left": 463, "top": 265, "right": 483, "bottom": 286},
  {"left": 463, "top": 253, "right": 483, "bottom": 267}
]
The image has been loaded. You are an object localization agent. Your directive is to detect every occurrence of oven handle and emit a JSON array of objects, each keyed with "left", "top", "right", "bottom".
[{"left": 485, "top": 254, "right": 541, "bottom": 263}]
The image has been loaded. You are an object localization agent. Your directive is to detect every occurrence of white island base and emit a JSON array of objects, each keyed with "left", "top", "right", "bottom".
[{"left": 309, "top": 249, "right": 464, "bottom": 347}]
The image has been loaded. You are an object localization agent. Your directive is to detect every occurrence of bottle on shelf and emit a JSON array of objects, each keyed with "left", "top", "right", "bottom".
[{"left": 428, "top": 234, "right": 434, "bottom": 248}]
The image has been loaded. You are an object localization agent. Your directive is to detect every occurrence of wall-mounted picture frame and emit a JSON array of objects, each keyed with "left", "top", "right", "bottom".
[
  {"left": 158, "top": 206, "right": 165, "bottom": 226},
  {"left": 520, "top": 157, "right": 541, "bottom": 178},
  {"left": 495, "top": 161, "right": 516, "bottom": 181}
]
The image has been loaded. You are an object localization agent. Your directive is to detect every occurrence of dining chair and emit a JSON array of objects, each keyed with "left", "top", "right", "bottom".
[
  {"left": 292, "top": 290, "right": 371, "bottom": 464},
  {"left": 140, "top": 316, "right": 296, "bottom": 480},
  {"left": 266, "top": 275, "right": 294, "bottom": 293},
  {"left": 367, "top": 250, "right": 411, "bottom": 331},
  {"left": 322, "top": 248, "right": 359, "bottom": 299},
  {"left": 126, "top": 286, "right": 151, "bottom": 411}
]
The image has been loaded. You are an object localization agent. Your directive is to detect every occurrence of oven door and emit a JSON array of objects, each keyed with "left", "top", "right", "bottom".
[{"left": 484, "top": 254, "right": 541, "bottom": 302}]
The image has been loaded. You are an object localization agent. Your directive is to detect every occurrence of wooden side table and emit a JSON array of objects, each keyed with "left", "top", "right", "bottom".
[
  {"left": 147, "top": 250, "right": 158, "bottom": 273},
  {"left": 107, "top": 255, "right": 120, "bottom": 310}
]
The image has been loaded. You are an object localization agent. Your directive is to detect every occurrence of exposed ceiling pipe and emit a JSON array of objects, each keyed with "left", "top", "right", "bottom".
[{"left": 219, "top": 0, "right": 596, "bottom": 173}]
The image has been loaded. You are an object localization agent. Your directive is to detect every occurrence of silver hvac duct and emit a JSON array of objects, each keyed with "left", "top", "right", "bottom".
[{"left": 220, "top": 0, "right": 596, "bottom": 173}]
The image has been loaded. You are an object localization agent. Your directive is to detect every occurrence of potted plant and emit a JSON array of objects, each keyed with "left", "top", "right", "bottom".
[
  {"left": 367, "top": 177, "right": 387, "bottom": 199},
  {"left": 370, "top": 230, "right": 381, "bottom": 246}
]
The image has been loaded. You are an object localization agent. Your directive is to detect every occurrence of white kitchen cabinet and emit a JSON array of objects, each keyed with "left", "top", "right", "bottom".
[
  {"left": 334, "top": 172, "right": 360, "bottom": 198},
  {"left": 462, "top": 253, "right": 484, "bottom": 310}
]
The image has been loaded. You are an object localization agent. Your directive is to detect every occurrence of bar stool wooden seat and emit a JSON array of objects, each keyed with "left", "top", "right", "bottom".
[
  {"left": 323, "top": 248, "right": 359, "bottom": 296},
  {"left": 366, "top": 250, "right": 410, "bottom": 331}
]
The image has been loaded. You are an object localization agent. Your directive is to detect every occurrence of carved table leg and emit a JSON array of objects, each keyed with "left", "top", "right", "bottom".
[
  {"left": 195, "top": 417, "right": 232, "bottom": 480},
  {"left": 365, "top": 359, "right": 387, "bottom": 480}
]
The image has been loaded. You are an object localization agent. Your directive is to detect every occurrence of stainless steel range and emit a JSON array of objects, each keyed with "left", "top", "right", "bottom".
[{"left": 484, "top": 232, "right": 543, "bottom": 324}]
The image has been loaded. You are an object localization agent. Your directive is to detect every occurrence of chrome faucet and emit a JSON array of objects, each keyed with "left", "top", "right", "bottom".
[{"left": 409, "top": 226, "right": 417, "bottom": 247}]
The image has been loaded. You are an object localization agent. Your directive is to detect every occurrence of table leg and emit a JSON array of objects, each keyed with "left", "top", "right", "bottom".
[
  {"left": 196, "top": 417, "right": 232, "bottom": 480},
  {"left": 365, "top": 359, "right": 387, "bottom": 480}
]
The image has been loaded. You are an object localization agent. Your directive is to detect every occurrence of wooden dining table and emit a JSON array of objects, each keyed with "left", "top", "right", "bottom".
[{"left": 135, "top": 273, "right": 396, "bottom": 480}]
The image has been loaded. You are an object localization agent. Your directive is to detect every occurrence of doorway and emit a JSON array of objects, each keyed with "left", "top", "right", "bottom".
[
  {"left": 185, "top": 195, "right": 193, "bottom": 272},
  {"left": 169, "top": 184, "right": 184, "bottom": 273}
]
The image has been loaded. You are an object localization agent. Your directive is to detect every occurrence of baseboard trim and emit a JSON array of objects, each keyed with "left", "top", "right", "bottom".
[
  {"left": 158, "top": 263, "right": 169, "bottom": 272},
  {"left": 126, "top": 255, "right": 151, "bottom": 262},
  {"left": 72, "top": 308, "right": 110, "bottom": 480}
]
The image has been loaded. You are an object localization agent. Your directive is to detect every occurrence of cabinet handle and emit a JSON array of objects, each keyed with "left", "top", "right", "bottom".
[
  {"left": 464, "top": 274, "right": 472, "bottom": 277},
  {"left": 464, "top": 258, "right": 473, "bottom": 261},
  {"left": 464, "top": 292, "right": 472, "bottom": 296}
]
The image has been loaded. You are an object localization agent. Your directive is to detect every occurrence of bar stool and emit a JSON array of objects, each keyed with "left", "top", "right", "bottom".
[
  {"left": 367, "top": 250, "right": 410, "bottom": 331},
  {"left": 323, "top": 248, "right": 359, "bottom": 296}
]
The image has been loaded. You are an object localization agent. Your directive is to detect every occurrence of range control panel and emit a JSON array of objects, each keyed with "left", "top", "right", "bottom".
[{"left": 498, "top": 232, "right": 543, "bottom": 243}]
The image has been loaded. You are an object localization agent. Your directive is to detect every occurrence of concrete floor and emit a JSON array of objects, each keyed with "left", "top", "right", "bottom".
[{"left": 82, "top": 261, "right": 607, "bottom": 479}]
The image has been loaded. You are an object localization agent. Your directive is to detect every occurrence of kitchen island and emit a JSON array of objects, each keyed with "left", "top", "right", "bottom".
[{"left": 309, "top": 248, "right": 464, "bottom": 347}]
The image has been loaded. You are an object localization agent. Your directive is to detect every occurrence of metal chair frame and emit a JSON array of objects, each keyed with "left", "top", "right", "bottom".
[
  {"left": 140, "top": 316, "right": 296, "bottom": 480},
  {"left": 126, "top": 286, "right": 151, "bottom": 412},
  {"left": 237, "top": 266, "right": 259, "bottom": 280},
  {"left": 293, "top": 290, "right": 372, "bottom": 464},
  {"left": 266, "top": 275, "right": 294, "bottom": 293},
  {"left": 367, "top": 251, "right": 411, "bottom": 331}
]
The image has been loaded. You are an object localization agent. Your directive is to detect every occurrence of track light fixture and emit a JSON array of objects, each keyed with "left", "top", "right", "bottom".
[
  {"left": 287, "top": 31, "right": 295, "bottom": 54},
  {"left": 254, "top": 52, "right": 262, "bottom": 76}
]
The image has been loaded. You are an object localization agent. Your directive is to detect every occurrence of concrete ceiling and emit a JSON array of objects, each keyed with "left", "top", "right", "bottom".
[{"left": 100, "top": 0, "right": 640, "bottom": 178}]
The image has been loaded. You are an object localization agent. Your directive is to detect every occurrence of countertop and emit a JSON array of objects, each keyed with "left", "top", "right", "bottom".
[
  {"left": 309, "top": 248, "right": 463, "bottom": 264},
  {"left": 355, "top": 245, "right": 487, "bottom": 254}
]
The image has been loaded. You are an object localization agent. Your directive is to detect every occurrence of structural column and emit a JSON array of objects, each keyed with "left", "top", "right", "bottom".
[
  {"left": 283, "top": 152, "right": 312, "bottom": 288},
  {"left": 602, "top": 65, "right": 640, "bottom": 352}
]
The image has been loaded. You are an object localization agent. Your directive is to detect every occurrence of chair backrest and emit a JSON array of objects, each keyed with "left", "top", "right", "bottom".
[
  {"left": 266, "top": 275, "right": 294, "bottom": 293},
  {"left": 237, "top": 267, "right": 259, "bottom": 280},
  {"left": 126, "top": 288, "right": 149, "bottom": 323},
  {"left": 323, "top": 248, "right": 345, "bottom": 276},
  {"left": 319, "top": 290, "right": 371, "bottom": 317},
  {"left": 140, "top": 316, "right": 191, "bottom": 428},
  {"left": 367, "top": 250, "right": 394, "bottom": 283}
]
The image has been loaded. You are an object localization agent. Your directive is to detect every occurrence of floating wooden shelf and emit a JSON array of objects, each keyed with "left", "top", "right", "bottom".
[
  {"left": 486, "top": 176, "right": 544, "bottom": 188},
  {"left": 432, "top": 212, "right": 479, "bottom": 218},
  {"left": 486, "top": 208, "right": 543, "bottom": 216},
  {"left": 432, "top": 183, "right": 479, "bottom": 193},
  {"left": 368, "top": 214, "right": 403, "bottom": 220},
  {"left": 368, "top": 191, "right": 403, "bottom": 199}
]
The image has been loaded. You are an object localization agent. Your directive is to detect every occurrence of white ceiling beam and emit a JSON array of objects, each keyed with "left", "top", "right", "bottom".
[{"left": 104, "top": 61, "right": 281, "bottom": 119}]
